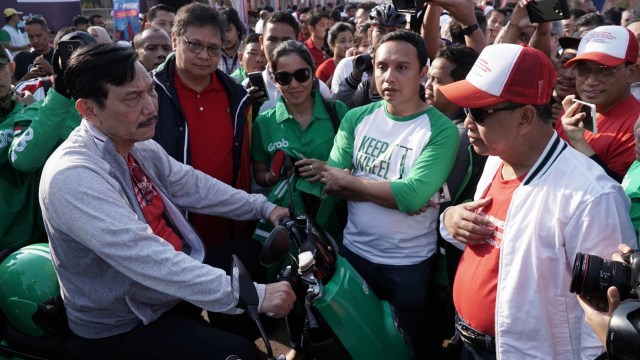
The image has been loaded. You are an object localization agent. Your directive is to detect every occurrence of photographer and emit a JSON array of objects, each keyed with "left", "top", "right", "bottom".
[{"left": 577, "top": 244, "right": 640, "bottom": 359}]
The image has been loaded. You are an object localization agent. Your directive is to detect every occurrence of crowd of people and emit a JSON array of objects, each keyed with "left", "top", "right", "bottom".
[{"left": 2, "top": 0, "right": 640, "bottom": 359}]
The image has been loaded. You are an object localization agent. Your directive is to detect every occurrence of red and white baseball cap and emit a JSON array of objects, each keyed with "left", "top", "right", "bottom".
[
  {"left": 564, "top": 25, "right": 639, "bottom": 68},
  {"left": 438, "top": 43, "right": 556, "bottom": 108}
]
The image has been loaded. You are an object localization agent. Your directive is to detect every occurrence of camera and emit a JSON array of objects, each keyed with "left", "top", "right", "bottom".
[
  {"left": 354, "top": 54, "right": 373, "bottom": 73},
  {"left": 570, "top": 252, "right": 640, "bottom": 300}
]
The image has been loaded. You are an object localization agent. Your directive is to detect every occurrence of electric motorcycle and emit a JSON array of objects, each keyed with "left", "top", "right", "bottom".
[{"left": 259, "top": 149, "right": 412, "bottom": 359}]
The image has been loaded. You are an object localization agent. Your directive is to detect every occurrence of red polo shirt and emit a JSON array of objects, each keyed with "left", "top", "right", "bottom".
[
  {"left": 305, "top": 38, "right": 326, "bottom": 69},
  {"left": 174, "top": 71, "right": 240, "bottom": 245}
]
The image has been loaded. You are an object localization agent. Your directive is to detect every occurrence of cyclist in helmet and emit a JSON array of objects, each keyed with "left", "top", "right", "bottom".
[{"left": 331, "top": 3, "right": 407, "bottom": 108}]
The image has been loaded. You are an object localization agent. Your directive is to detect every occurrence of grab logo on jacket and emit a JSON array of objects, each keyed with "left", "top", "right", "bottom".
[
  {"left": 268, "top": 138, "right": 289, "bottom": 152},
  {"left": 0, "top": 129, "right": 14, "bottom": 149}
]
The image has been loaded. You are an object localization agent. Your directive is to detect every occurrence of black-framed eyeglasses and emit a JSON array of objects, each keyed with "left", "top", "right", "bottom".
[
  {"left": 130, "top": 163, "right": 155, "bottom": 205},
  {"left": 464, "top": 104, "right": 524, "bottom": 124},
  {"left": 273, "top": 68, "right": 311, "bottom": 86},
  {"left": 182, "top": 36, "right": 222, "bottom": 57},
  {"left": 573, "top": 62, "right": 625, "bottom": 82},
  {"left": 23, "top": 14, "right": 44, "bottom": 23}
]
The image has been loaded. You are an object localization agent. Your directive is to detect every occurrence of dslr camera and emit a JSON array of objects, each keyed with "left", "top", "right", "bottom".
[
  {"left": 354, "top": 54, "right": 373, "bottom": 73},
  {"left": 570, "top": 252, "right": 640, "bottom": 300}
]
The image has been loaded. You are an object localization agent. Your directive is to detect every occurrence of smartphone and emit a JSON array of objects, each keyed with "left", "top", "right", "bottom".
[
  {"left": 247, "top": 71, "right": 269, "bottom": 101},
  {"left": 57, "top": 40, "right": 81, "bottom": 71},
  {"left": 526, "top": 0, "right": 571, "bottom": 23},
  {"left": 571, "top": 98, "right": 597, "bottom": 134}
]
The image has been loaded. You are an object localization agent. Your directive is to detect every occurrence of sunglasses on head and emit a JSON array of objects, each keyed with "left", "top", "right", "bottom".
[{"left": 273, "top": 68, "right": 311, "bottom": 86}]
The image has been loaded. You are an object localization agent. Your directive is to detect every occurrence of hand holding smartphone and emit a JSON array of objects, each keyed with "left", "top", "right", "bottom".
[
  {"left": 571, "top": 98, "right": 597, "bottom": 133},
  {"left": 247, "top": 71, "right": 269, "bottom": 101}
]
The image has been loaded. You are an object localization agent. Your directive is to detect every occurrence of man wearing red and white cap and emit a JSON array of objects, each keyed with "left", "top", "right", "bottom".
[
  {"left": 438, "top": 43, "right": 635, "bottom": 359},
  {"left": 1, "top": 8, "right": 30, "bottom": 56},
  {"left": 556, "top": 25, "right": 640, "bottom": 182}
]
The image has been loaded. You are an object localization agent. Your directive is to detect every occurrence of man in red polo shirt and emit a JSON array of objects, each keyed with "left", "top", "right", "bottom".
[
  {"left": 557, "top": 25, "right": 640, "bottom": 182},
  {"left": 152, "top": 3, "right": 254, "bottom": 248},
  {"left": 304, "top": 11, "right": 330, "bottom": 67}
]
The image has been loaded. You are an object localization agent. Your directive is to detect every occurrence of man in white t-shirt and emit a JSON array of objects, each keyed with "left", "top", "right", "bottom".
[{"left": 1, "top": 8, "right": 30, "bottom": 57}]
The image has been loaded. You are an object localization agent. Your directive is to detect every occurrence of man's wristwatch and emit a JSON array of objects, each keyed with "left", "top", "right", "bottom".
[{"left": 461, "top": 23, "right": 480, "bottom": 36}]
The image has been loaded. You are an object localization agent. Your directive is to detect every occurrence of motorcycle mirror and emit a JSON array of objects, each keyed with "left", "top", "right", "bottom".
[
  {"left": 270, "top": 149, "right": 293, "bottom": 178},
  {"left": 260, "top": 225, "right": 291, "bottom": 267},
  {"left": 230, "top": 255, "right": 259, "bottom": 319}
]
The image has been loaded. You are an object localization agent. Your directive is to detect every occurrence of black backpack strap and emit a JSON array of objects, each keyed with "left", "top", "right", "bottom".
[{"left": 321, "top": 97, "right": 340, "bottom": 134}]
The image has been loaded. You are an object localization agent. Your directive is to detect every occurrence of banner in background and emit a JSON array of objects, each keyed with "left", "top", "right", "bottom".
[{"left": 113, "top": 0, "right": 140, "bottom": 42}]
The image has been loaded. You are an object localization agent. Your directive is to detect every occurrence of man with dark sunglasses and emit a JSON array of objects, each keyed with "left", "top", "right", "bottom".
[
  {"left": 40, "top": 43, "right": 295, "bottom": 359},
  {"left": 438, "top": 43, "right": 636, "bottom": 359},
  {"left": 556, "top": 25, "right": 640, "bottom": 182},
  {"left": 152, "top": 3, "right": 256, "bottom": 250}
]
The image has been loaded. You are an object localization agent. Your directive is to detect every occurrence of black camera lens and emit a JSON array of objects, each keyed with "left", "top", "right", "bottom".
[
  {"left": 354, "top": 54, "right": 373, "bottom": 73},
  {"left": 570, "top": 252, "right": 631, "bottom": 299}
]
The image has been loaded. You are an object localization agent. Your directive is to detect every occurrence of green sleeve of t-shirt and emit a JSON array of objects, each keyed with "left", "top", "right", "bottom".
[
  {"left": 0, "top": 29, "right": 10, "bottom": 44},
  {"left": 251, "top": 112, "right": 271, "bottom": 165},
  {"left": 390, "top": 108, "right": 460, "bottom": 212},
  {"left": 327, "top": 104, "right": 372, "bottom": 169},
  {"left": 9, "top": 89, "right": 79, "bottom": 173}
]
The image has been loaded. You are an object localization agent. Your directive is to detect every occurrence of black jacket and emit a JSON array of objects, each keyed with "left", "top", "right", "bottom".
[{"left": 151, "top": 53, "right": 251, "bottom": 187}]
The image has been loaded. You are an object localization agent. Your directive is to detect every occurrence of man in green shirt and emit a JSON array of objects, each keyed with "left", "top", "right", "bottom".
[
  {"left": 320, "top": 30, "right": 459, "bottom": 357},
  {"left": 230, "top": 34, "right": 266, "bottom": 84}
]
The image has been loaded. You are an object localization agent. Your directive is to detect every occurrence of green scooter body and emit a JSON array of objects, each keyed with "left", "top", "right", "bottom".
[{"left": 314, "top": 256, "right": 412, "bottom": 360}]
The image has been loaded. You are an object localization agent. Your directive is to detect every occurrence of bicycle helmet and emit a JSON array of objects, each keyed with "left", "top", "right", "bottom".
[
  {"left": 0, "top": 243, "right": 61, "bottom": 337},
  {"left": 369, "top": 4, "right": 407, "bottom": 27}
]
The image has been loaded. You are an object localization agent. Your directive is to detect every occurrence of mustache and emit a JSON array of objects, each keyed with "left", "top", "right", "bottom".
[{"left": 138, "top": 115, "right": 159, "bottom": 128}]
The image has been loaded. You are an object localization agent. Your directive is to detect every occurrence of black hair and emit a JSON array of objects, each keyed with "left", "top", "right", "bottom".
[
  {"left": 434, "top": 45, "right": 479, "bottom": 81},
  {"left": 264, "top": 11, "right": 299, "bottom": 37},
  {"left": 603, "top": 7, "right": 622, "bottom": 25},
  {"left": 89, "top": 14, "right": 104, "bottom": 25},
  {"left": 148, "top": 4, "right": 176, "bottom": 22},
  {"left": 24, "top": 17, "right": 47, "bottom": 29},
  {"left": 574, "top": 13, "right": 604, "bottom": 31},
  {"left": 73, "top": 15, "right": 90, "bottom": 27},
  {"left": 271, "top": 39, "right": 316, "bottom": 73},
  {"left": 327, "top": 22, "right": 354, "bottom": 47},
  {"left": 330, "top": 9, "right": 343, "bottom": 22},
  {"left": 244, "top": 33, "right": 261, "bottom": 45},
  {"left": 220, "top": 7, "right": 245, "bottom": 37},
  {"left": 377, "top": 29, "right": 428, "bottom": 69},
  {"left": 64, "top": 43, "right": 138, "bottom": 109},
  {"left": 309, "top": 11, "right": 331, "bottom": 27},
  {"left": 172, "top": 3, "right": 226, "bottom": 41},
  {"left": 353, "top": 22, "right": 371, "bottom": 48}
]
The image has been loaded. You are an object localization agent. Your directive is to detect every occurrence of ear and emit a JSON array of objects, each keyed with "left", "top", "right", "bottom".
[
  {"left": 419, "top": 64, "right": 429, "bottom": 81},
  {"left": 237, "top": 51, "right": 244, "bottom": 62},
  {"left": 627, "top": 63, "right": 639, "bottom": 84},
  {"left": 259, "top": 35, "right": 264, "bottom": 46},
  {"left": 172, "top": 34, "right": 178, "bottom": 50},
  {"left": 75, "top": 98, "right": 101, "bottom": 127},
  {"left": 518, "top": 105, "right": 537, "bottom": 134}
]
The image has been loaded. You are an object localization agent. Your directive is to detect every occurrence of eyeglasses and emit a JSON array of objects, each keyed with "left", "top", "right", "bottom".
[
  {"left": 464, "top": 104, "right": 524, "bottom": 124},
  {"left": 573, "top": 63, "right": 625, "bottom": 82},
  {"left": 273, "top": 68, "right": 311, "bottom": 86},
  {"left": 182, "top": 37, "right": 222, "bottom": 57},
  {"left": 130, "top": 163, "right": 155, "bottom": 205},
  {"left": 23, "top": 14, "right": 44, "bottom": 24}
]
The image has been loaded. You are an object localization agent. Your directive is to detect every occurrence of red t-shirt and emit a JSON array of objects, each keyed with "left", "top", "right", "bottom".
[
  {"left": 174, "top": 71, "right": 240, "bottom": 245},
  {"left": 316, "top": 58, "right": 336, "bottom": 84},
  {"left": 555, "top": 94, "right": 640, "bottom": 177},
  {"left": 127, "top": 154, "right": 182, "bottom": 251},
  {"left": 453, "top": 164, "right": 525, "bottom": 335},
  {"left": 305, "top": 38, "right": 326, "bottom": 70}
]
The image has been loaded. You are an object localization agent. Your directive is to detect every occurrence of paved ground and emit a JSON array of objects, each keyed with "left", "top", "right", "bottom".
[{"left": 255, "top": 318, "right": 295, "bottom": 359}]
